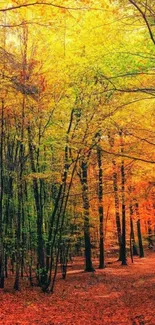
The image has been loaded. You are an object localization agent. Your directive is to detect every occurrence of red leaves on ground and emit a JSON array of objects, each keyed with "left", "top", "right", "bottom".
[{"left": 0, "top": 253, "right": 155, "bottom": 325}]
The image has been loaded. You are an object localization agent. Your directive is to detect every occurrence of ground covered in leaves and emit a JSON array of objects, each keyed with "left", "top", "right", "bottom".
[{"left": 0, "top": 251, "right": 155, "bottom": 325}]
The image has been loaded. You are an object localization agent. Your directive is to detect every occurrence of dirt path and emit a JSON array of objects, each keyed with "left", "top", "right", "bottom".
[{"left": 0, "top": 252, "right": 155, "bottom": 325}]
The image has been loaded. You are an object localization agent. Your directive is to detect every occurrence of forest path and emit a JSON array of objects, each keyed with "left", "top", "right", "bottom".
[{"left": 0, "top": 252, "right": 155, "bottom": 325}]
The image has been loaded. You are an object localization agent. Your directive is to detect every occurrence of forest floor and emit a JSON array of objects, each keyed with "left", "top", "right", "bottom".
[{"left": 0, "top": 250, "right": 155, "bottom": 325}]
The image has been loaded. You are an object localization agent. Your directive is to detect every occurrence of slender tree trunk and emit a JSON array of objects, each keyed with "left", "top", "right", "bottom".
[
  {"left": 108, "top": 132, "right": 122, "bottom": 260},
  {"left": 112, "top": 159, "right": 122, "bottom": 260},
  {"left": 28, "top": 218, "right": 33, "bottom": 286},
  {"left": 14, "top": 190, "right": 21, "bottom": 290},
  {"left": 81, "top": 161, "right": 94, "bottom": 272},
  {"left": 120, "top": 130, "right": 127, "bottom": 265},
  {"left": 5, "top": 142, "right": 16, "bottom": 276},
  {"left": 0, "top": 16, "right": 7, "bottom": 289},
  {"left": 121, "top": 160, "right": 127, "bottom": 265},
  {"left": 14, "top": 25, "right": 28, "bottom": 289},
  {"left": 135, "top": 203, "right": 144, "bottom": 258},
  {"left": 129, "top": 204, "right": 138, "bottom": 256},
  {"left": 27, "top": 125, "right": 46, "bottom": 286},
  {"left": 14, "top": 97, "right": 25, "bottom": 290},
  {"left": 97, "top": 145, "right": 105, "bottom": 269},
  {"left": 0, "top": 99, "right": 4, "bottom": 288},
  {"left": 21, "top": 187, "right": 25, "bottom": 278},
  {"left": 130, "top": 232, "right": 133, "bottom": 263},
  {"left": 137, "top": 219, "right": 144, "bottom": 258}
]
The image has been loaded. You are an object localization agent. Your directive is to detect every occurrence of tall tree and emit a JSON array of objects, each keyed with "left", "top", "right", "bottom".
[{"left": 97, "top": 139, "right": 105, "bottom": 269}]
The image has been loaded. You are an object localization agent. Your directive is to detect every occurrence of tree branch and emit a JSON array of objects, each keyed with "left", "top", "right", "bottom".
[
  {"left": 101, "top": 148, "right": 155, "bottom": 164},
  {"left": 0, "top": 2, "right": 88, "bottom": 12},
  {"left": 129, "top": 0, "right": 155, "bottom": 46}
]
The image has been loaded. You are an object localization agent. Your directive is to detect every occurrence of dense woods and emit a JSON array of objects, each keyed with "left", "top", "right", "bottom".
[{"left": 0, "top": 0, "right": 155, "bottom": 308}]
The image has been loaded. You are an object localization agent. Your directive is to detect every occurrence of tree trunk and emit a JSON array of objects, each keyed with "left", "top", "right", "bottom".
[
  {"left": 0, "top": 99, "right": 4, "bottom": 288},
  {"left": 97, "top": 145, "right": 105, "bottom": 269},
  {"left": 136, "top": 203, "right": 144, "bottom": 258},
  {"left": 129, "top": 204, "right": 138, "bottom": 256},
  {"left": 120, "top": 130, "right": 127, "bottom": 265},
  {"left": 81, "top": 161, "right": 94, "bottom": 272},
  {"left": 27, "top": 125, "right": 46, "bottom": 286},
  {"left": 108, "top": 132, "right": 122, "bottom": 260},
  {"left": 14, "top": 96, "right": 25, "bottom": 290},
  {"left": 112, "top": 159, "right": 122, "bottom": 260},
  {"left": 137, "top": 219, "right": 144, "bottom": 258},
  {"left": 14, "top": 191, "right": 21, "bottom": 290}
]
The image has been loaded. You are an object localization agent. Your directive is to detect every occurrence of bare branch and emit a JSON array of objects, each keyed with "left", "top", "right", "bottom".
[
  {"left": 0, "top": 2, "right": 89, "bottom": 12},
  {"left": 129, "top": 0, "right": 155, "bottom": 46},
  {"left": 101, "top": 148, "right": 155, "bottom": 164},
  {"left": 125, "top": 131, "right": 155, "bottom": 146}
]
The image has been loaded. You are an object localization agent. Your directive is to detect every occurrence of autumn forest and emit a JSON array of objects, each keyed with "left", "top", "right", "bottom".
[{"left": 0, "top": 1, "right": 155, "bottom": 324}]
